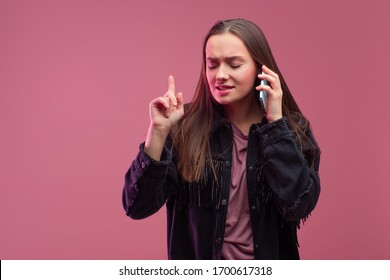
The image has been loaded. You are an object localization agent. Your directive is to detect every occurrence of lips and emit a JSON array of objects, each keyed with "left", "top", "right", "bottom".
[{"left": 216, "top": 85, "right": 234, "bottom": 90}]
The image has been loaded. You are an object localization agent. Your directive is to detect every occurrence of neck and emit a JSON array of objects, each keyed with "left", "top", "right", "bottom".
[{"left": 224, "top": 96, "right": 263, "bottom": 135}]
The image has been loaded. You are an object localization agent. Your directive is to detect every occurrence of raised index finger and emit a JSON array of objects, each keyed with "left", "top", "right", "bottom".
[
  {"left": 168, "top": 75, "right": 176, "bottom": 94},
  {"left": 167, "top": 75, "right": 177, "bottom": 106}
]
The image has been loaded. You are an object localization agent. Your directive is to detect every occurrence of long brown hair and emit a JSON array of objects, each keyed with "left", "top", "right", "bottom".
[{"left": 172, "top": 18, "right": 313, "bottom": 182}]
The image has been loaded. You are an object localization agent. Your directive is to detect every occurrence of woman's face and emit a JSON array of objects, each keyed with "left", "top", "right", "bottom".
[{"left": 205, "top": 33, "right": 258, "bottom": 106}]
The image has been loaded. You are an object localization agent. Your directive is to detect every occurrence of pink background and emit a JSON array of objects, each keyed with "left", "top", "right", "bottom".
[{"left": 1, "top": 0, "right": 389, "bottom": 259}]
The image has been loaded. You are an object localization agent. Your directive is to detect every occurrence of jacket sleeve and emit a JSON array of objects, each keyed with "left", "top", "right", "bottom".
[
  {"left": 258, "top": 117, "right": 321, "bottom": 221},
  {"left": 122, "top": 142, "right": 179, "bottom": 220}
]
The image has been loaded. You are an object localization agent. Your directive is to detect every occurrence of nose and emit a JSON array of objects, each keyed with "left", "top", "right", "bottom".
[{"left": 216, "top": 65, "right": 229, "bottom": 81}]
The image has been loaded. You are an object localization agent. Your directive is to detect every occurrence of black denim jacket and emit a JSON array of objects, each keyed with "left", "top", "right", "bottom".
[{"left": 123, "top": 116, "right": 321, "bottom": 259}]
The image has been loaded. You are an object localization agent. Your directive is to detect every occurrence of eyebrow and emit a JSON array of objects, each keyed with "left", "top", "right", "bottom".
[{"left": 206, "top": 56, "right": 245, "bottom": 62}]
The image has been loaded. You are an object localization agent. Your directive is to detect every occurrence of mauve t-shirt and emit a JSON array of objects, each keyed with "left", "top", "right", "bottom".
[{"left": 221, "top": 123, "right": 254, "bottom": 260}]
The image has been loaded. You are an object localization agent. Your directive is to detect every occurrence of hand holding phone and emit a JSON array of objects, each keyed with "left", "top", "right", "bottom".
[{"left": 256, "top": 65, "right": 284, "bottom": 122}]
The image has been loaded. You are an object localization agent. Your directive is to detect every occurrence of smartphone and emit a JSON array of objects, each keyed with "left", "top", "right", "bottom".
[{"left": 256, "top": 69, "right": 268, "bottom": 114}]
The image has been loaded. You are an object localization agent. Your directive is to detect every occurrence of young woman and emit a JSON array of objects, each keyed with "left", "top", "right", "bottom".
[{"left": 123, "top": 18, "right": 321, "bottom": 260}]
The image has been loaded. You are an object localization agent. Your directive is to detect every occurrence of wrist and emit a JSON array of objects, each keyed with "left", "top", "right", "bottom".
[
  {"left": 266, "top": 114, "right": 283, "bottom": 123},
  {"left": 144, "top": 124, "right": 170, "bottom": 161},
  {"left": 148, "top": 122, "right": 171, "bottom": 138}
]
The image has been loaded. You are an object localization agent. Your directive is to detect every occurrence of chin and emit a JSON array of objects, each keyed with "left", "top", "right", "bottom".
[{"left": 212, "top": 96, "right": 231, "bottom": 105}]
